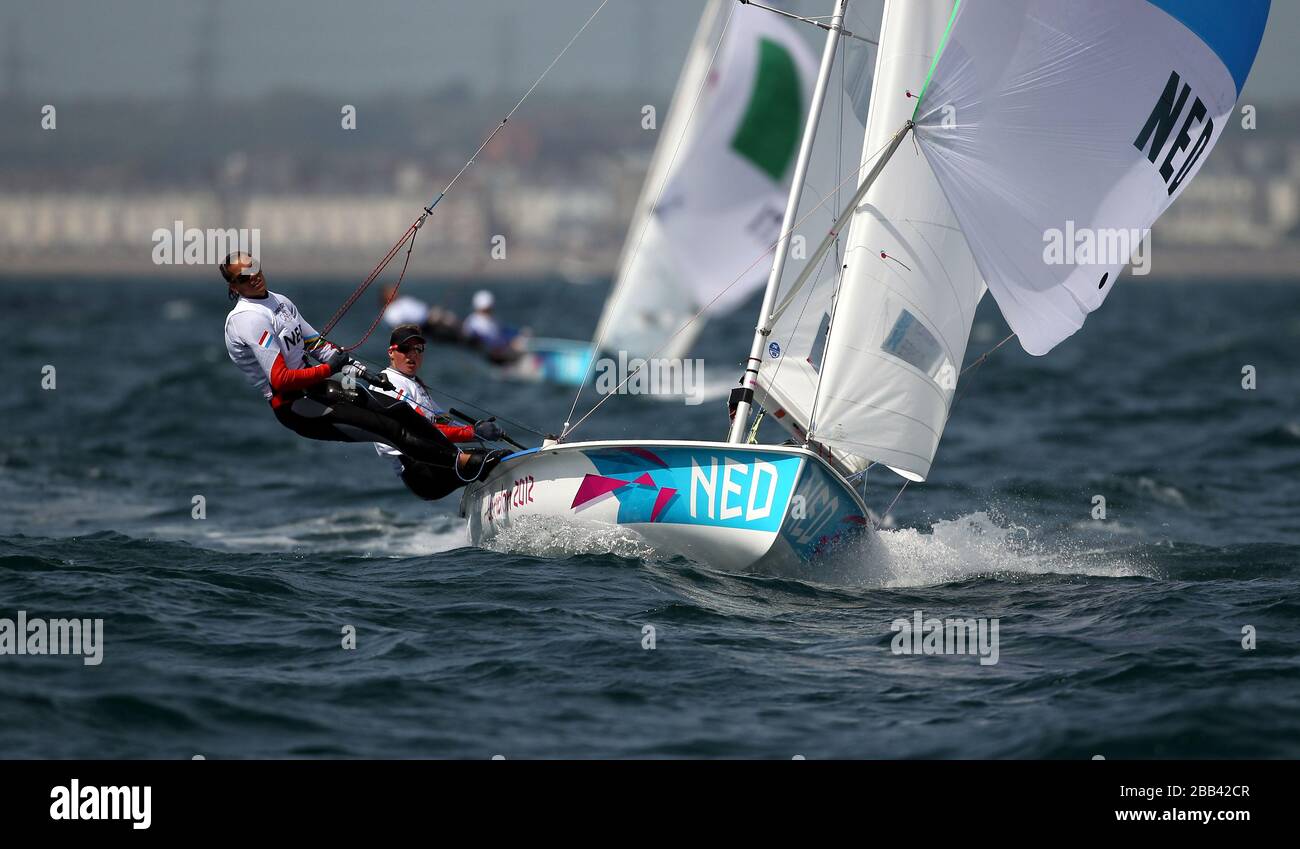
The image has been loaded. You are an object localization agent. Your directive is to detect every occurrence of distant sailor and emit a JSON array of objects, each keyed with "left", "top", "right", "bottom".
[
  {"left": 380, "top": 285, "right": 431, "bottom": 328},
  {"left": 372, "top": 324, "right": 509, "bottom": 500},
  {"left": 379, "top": 284, "right": 464, "bottom": 344},
  {"left": 220, "top": 252, "right": 503, "bottom": 484},
  {"left": 462, "top": 289, "right": 526, "bottom": 363}
]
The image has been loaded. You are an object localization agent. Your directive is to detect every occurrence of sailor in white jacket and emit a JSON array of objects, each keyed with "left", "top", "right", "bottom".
[
  {"left": 220, "top": 252, "right": 499, "bottom": 484},
  {"left": 370, "top": 324, "right": 508, "bottom": 500}
]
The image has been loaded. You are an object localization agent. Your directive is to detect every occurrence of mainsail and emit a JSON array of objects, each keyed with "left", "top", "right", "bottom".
[
  {"left": 803, "top": 0, "right": 986, "bottom": 481},
  {"left": 913, "top": 0, "right": 1271, "bottom": 355},
  {"left": 594, "top": 0, "right": 820, "bottom": 361}
]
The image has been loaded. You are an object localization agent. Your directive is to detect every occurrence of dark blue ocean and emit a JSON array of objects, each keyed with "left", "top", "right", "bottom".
[{"left": 2, "top": 277, "right": 1299, "bottom": 758}]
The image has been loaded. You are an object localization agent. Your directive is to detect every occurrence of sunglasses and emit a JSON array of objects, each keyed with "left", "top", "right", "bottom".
[{"left": 397, "top": 343, "right": 425, "bottom": 354}]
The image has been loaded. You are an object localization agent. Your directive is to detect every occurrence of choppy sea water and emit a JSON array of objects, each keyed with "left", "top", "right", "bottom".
[{"left": 2, "top": 277, "right": 1299, "bottom": 758}]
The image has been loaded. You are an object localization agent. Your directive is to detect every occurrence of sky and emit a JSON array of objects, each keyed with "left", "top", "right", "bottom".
[{"left": 6, "top": 0, "right": 1298, "bottom": 103}]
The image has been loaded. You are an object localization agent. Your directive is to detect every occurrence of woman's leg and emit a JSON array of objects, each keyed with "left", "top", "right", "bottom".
[
  {"left": 397, "top": 456, "right": 468, "bottom": 501},
  {"left": 273, "top": 393, "right": 459, "bottom": 467}
]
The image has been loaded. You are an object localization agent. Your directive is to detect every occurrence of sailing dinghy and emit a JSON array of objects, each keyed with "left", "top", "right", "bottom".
[
  {"left": 461, "top": 0, "right": 1269, "bottom": 580},
  {"left": 497, "top": 337, "right": 595, "bottom": 387}
]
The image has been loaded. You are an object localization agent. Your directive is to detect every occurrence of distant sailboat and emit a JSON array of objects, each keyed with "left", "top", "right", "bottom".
[
  {"left": 461, "top": 0, "right": 1269, "bottom": 579},
  {"left": 593, "top": 0, "right": 822, "bottom": 363},
  {"left": 458, "top": 1, "right": 820, "bottom": 400}
]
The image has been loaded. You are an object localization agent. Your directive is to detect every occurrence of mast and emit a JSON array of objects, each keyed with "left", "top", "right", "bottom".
[
  {"left": 727, "top": 0, "right": 848, "bottom": 443},
  {"left": 767, "top": 119, "right": 914, "bottom": 327}
]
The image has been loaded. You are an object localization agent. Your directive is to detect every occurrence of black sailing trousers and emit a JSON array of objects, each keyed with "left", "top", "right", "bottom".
[
  {"left": 396, "top": 455, "right": 469, "bottom": 501},
  {"left": 272, "top": 381, "right": 461, "bottom": 470}
]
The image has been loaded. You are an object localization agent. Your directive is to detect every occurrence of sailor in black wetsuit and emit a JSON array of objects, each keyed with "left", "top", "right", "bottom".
[
  {"left": 371, "top": 324, "right": 509, "bottom": 500},
  {"left": 220, "top": 251, "right": 504, "bottom": 483}
]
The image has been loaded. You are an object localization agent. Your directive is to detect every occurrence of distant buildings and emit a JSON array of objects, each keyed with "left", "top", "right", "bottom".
[{"left": 0, "top": 92, "right": 1297, "bottom": 279}]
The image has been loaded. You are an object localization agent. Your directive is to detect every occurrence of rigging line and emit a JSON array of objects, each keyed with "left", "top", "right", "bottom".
[
  {"left": 943, "top": 331, "right": 1015, "bottom": 424},
  {"left": 320, "top": 219, "right": 420, "bottom": 337},
  {"left": 321, "top": 0, "right": 612, "bottom": 338},
  {"left": 428, "top": 0, "right": 612, "bottom": 212},
  {"left": 562, "top": 128, "right": 912, "bottom": 441},
  {"left": 748, "top": 47, "right": 850, "bottom": 440},
  {"left": 805, "top": 232, "right": 845, "bottom": 437},
  {"left": 354, "top": 381, "right": 538, "bottom": 452},
  {"left": 339, "top": 221, "right": 422, "bottom": 351},
  {"left": 958, "top": 332, "right": 1016, "bottom": 379},
  {"left": 836, "top": 34, "right": 845, "bottom": 214},
  {"left": 877, "top": 479, "right": 908, "bottom": 527},
  {"left": 563, "top": 0, "right": 740, "bottom": 433},
  {"left": 756, "top": 225, "right": 836, "bottom": 430},
  {"left": 799, "top": 31, "right": 851, "bottom": 441}
]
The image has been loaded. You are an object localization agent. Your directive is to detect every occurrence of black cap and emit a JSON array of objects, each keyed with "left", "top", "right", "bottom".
[{"left": 389, "top": 324, "right": 427, "bottom": 349}]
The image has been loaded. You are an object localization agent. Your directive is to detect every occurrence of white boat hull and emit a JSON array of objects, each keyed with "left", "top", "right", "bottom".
[{"left": 459, "top": 440, "right": 878, "bottom": 580}]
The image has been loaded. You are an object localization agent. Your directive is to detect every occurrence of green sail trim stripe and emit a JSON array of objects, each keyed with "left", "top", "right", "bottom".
[
  {"left": 911, "top": 0, "right": 962, "bottom": 120},
  {"left": 731, "top": 37, "right": 803, "bottom": 182}
]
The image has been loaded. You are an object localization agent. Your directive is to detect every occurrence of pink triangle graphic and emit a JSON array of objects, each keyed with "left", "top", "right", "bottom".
[
  {"left": 650, "top": 487, "right": 677, "bottom": 523},
  {"left": 570, "top": 474, "right": 631, "bottom": 510},
  {"left": 633, "top": 472, "right": 655, "bottom": 487}
]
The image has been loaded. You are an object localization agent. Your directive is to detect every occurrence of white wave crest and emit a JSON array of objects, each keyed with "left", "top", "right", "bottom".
[
  {"left": 872, "top": 511, "right": 1149, "bottom": 588},
  {"left": 482, "top": 515, "right": 660, "bottom": 561}
]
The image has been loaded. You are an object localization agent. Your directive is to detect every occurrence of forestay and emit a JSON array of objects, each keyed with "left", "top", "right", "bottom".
[{"left": 753, "top": 7, "right": 874, "bottom": 448}]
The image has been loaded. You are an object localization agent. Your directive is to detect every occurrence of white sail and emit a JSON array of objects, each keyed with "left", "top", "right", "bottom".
[
  {"left": 594, "top": 0, "right": 820, "bottom": 361},
  {"left": 593, "top": 0, "right": 724, "bottom": 362},
  {"left": 912, "top": 0, "right": 1271, "bottom": 355},
  {"left": 753, "top": 22, "right": 874, "bottom": 447},
  {"left": 807, "top": 0, "right": 986, "bottom": 481},
  {"left": 753, "top": 261, "right": 836, "bottom": 445}
]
